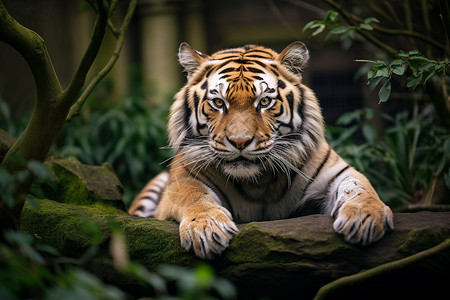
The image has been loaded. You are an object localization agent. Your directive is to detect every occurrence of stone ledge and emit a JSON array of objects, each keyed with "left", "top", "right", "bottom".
[{"left": 21, "top": 199, "right": 450, "bottom": 299}]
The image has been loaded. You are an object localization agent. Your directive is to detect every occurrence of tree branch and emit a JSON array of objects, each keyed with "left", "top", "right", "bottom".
[
  {"left": 66, "top": 0, "right": 137, "bottom": 121},
  {"left": 0, "top": 0, "right": 64, "bottom": 171},
  {"left": 421, "top": 0, "right": 433, "bottom": 57},
  {"left": 403, "top": 0, "right": 416, "bottom": 48},
  {"left": 323, "top": 0, "right": 398, "bottom": 57},
  {"left": 439, "top": 0, "right": 450, "bottom": 56},
  {"left": 62, "top": 0, "right": 108, "bottom": 107},
  {"left": 313, "top": 238, "right": 450, "bottom": 300}
]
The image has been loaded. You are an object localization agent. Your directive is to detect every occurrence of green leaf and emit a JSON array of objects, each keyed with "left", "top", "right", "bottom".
[
  {"left": 347, "top": 28, "right": 356, "bottom": 39},
  {"left": 391, "top": 64, "right": 405, "bottom": 76},
  {"left": 422, "top": 69, "right": 435, "bottom": 85},
  {"left": 375, "top": 66, "right": 389, "bottom": 78},
  {"left": 369, "top": 75, "right": 385, "bottom": 87},
  {"left": 406, "top": 74, "right": 422, "bottom": 88},
  {"left": 27, "top": 161, "right": 50, "bottom": 180},
  {"left": 398, "top": 50, "right": 409, "bottom": 57},
  {"left": 362, "top": 124, "right": 375, "bottom": 143},
  {"left": 390, "top": 58, "right": 404, "bottom": 66},
  {"left": 26, "top": 196, "right": 41, "bottom": 210},
  {"left": 378, "top": 80, "right": 391, "bottom": 103},
  {"left": 302, "top": 21, "right": 317, "bottom": 32},
  {"left": 360, "top": 23, "right": 373, "bottom": 30},
  {"left": 312, "top": 24, "right": 326, "bottom": 36},
  {"left": 364, "top": 17, "right": 379, "bottom": 24},
  {"left": 355, "top": 59, "right": 378, "bottom": 64},
  {"left": 324, "top": 10, "right": 339, "bottom": 23},
  {"left": 329, "top": 26, "right": 348, "bottom": 35}
]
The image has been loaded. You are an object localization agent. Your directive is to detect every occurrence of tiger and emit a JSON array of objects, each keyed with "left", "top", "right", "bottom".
[{"left": 128, "top": 41, "right": 394, "bottom": 259}]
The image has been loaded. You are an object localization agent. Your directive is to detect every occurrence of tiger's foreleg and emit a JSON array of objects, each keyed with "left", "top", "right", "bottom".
[
  {"left": 155, "top": 178, "right": 239, "bottom": 259},
  {"left": 328, "top": 169, "right": 394, "bottom": 246}
]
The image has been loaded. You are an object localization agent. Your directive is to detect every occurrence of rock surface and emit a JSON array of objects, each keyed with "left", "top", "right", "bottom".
[
  {"left": 21, "top": 197, "right": 450, "bottom": 299},
  {"left": 45, "top": 156, "right": 125, "bottom": 210}
]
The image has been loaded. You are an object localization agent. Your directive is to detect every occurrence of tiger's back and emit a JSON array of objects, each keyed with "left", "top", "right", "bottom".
[{"left": 128, "top": 42, "right": 393, "bottom": 259}]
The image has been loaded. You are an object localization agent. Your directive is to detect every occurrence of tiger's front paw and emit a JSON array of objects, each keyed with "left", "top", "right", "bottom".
[
  {"left": 179, "top": 207, "right": 239, "bottom": 259},
  {"left": 332, "top": 199, "right": 394, "bottom": 246}
]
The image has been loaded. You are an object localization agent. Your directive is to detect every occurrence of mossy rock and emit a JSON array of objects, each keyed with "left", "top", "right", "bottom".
[
  {"left": 21, "top": 198, "right": 450, "bottom": 299},
  {"left": 21, "top": 198, "right": 198, "bottom": 266},
  {"left": 44, "top": 156, "right": 125, "bottom": 210}
]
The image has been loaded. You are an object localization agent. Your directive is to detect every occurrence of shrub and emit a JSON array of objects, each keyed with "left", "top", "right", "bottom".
[
  {"left": 55, "top": 96, "right": 171, "bottom": 207},
  {"left": 328, "top": 106, "right": 450, "bottom": 208}
]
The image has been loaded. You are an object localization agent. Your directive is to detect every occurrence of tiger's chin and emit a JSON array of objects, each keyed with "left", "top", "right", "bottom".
[{"left": 221, "top": 160, "right": 262, "bottom": 180}]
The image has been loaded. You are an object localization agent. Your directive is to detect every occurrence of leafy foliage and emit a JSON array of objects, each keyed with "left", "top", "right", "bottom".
[
  {"left": 55, "top": 96, "right": 171, "bottom": 206},
  {"left": 302, "top": 10, "right": 377, "bottom": 42},
  {"left": 303, "top": 9, "right": 450, "bottom": 104},
  {"left": 357, "top": 51, "right": 448, "bottom": 103},
  {"left": 0, "top": 154, "right": 54, "bottom": 210},
  {"left": 0, "top": 98, "right": 28, "bottom": 138},
  {"left": 328, "top": 107, "right": 450, "bottom": 207}
]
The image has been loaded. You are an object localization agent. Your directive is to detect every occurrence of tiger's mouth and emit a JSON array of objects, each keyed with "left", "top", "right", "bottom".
[
  {"left": 219, "top": 156, "right": 265, "bottom": 179},
  {"left": 227, "top": 156, "right": 252, "bottom": 163}
]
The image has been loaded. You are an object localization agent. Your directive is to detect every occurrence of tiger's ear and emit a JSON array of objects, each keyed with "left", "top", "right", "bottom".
[
  {"left": 178, "top": 42, "right": 209, "bottom": 77},
  {"left": 277, "top": 41, "right": 309, "bottom": 74}
]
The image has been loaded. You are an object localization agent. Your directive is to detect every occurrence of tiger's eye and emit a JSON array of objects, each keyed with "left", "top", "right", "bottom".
[
  {"left": 213, "top": 98, "right": 225, "bottom": 108},
  {"left": 259, "top": 97, "right": 271, "bottom": 107}
]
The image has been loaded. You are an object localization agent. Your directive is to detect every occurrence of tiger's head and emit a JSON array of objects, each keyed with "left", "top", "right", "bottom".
[{"left": 168, "top": 42, "right": 324, "bottom": 180}]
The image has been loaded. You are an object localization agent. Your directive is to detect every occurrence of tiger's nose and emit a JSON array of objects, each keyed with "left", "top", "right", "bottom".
[{"left": 227, "top": 136, "right": 253, "bottom": 150}]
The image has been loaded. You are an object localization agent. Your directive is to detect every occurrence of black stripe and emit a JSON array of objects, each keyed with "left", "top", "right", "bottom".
[
  {"left": 302, "top": 147, "right": 331, "bottom": 196},
  {"left": 193, "top": 92, "right": 201, "bottom": 134},
  {"left": 232, "top": 59, "right": 248, "bottom": 64},
  {"left": 218, "top": 67, "right": 236, "bottom": 74},
  {"left": 250, "top": 59, "right": 270, "bottom": 69},
  {"left": 246, "top": 67, "right": 265, "bottom": 74},
  {"left": 146, "top": 188, "right": 162, "bottom": 195},
  {"left": 270, "top": 65, "right": 279, "bottom": 76},
  {"left": 246, "top": 54, "right": 270, "bottom": 59},
  {"left": 191, "top": 65, "right": 211, "bottom": 85},
  {"left": 140, "top": 195, "right": 158, "bottom": 202},
  {"left": 244, "top": 49, "right": 273, "bottom": 55},
  {"left": 135, "top": 205, "right": 146, "bottom": 212},
  {"left": 328, "top": 165, "right": 351, "bottom": 187},
  {"left": 272, "top": 102, "right": 284, "bottom": 118},
  {"left": 286, "top": 91, "right": 295, "bottom": 126},
  {"left": 296, "top": 87, "right": 305, "bottom": 135},
  {"left": 183, "top": 90, "right": 194, "bottom": 139},
  {"left": 205, "top": 65, "right": 215, "bottom": 78}
]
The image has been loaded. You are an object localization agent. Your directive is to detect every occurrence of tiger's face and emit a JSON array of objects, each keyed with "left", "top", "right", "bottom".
[{"left": 169, "top": 42, "right": 324, "bottom": 180}]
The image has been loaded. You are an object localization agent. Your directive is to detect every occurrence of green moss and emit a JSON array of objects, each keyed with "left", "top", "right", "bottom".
[
  {"left": 21, "top": 199, "right": 126, "bottom": 255},
  {"left": 45, "top": 157, "right": 124, "bottom": 209},
  {"left": 21, "top": 198, "right": 197, "bottom": 267},
  {"left": 52, "top": 161, "right": 90, "bottom": 205},
  {"left": 226, "top": 223, "right": 277, "bottom": 263},
  {"left": 117, "top": 217, "right": 199, "bottom": 267}
]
